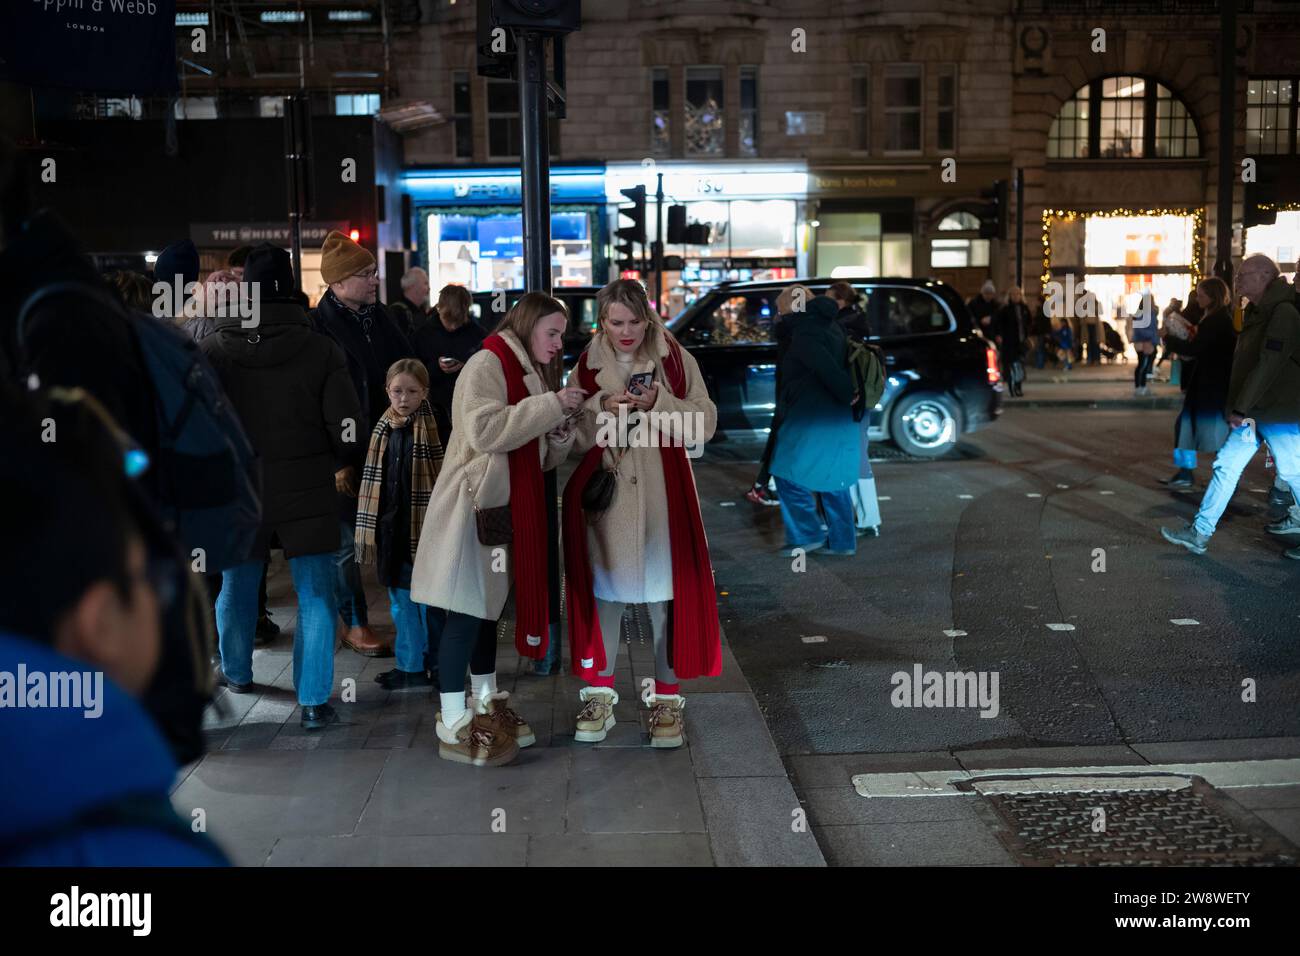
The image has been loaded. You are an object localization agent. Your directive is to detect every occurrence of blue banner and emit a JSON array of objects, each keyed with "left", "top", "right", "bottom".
[{"left": 1, "top": 0, "right": 178, "bottom": 93}]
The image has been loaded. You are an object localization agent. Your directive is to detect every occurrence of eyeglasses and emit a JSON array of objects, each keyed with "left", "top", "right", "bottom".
[{"left": 352, "top": 269, "right": 378, "bottom": 281}]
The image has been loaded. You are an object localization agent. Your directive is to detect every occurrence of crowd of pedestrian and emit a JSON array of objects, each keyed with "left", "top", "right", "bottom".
[{"left": 0, "top": 138, "right": 722, "bottom": 863}]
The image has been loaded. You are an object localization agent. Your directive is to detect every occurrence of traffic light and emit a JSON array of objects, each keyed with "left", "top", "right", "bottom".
[
  {"left": 667, "top": 205, "right": 687, "bottom": 244},
  {"left": 978, "top": 180, "right": 1009, "bottom": 240},
  {"left": 684, "top": 222, "right": 712, "bottom": 245},
  {"left": 615, "top": 184, "right": 646, "bottom": 271}
]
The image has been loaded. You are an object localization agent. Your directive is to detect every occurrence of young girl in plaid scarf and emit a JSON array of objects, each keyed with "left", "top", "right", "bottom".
[{"left": 355, "top": 359, "right": 446, "bottom": 689}]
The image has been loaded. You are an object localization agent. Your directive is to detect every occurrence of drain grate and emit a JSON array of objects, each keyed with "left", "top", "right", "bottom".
[{"left": 967, "top": 777, "right": 1298, "bottom": 866}]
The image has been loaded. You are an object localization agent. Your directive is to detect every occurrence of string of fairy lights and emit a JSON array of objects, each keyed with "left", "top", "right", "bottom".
[{"left": 1039, "top": 206, "right": 1207, "bottom": 291}]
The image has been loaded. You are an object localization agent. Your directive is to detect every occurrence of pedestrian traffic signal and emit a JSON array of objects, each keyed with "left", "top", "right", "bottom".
[
  {"left": 978, "top": 180, "right": 1008, "bottom": 240},
  {"left": 667, "top": 205, "right": 687, "bottom": 244},
  {"left": 616, "top": 185, "right": 646, "bottom": 271}
]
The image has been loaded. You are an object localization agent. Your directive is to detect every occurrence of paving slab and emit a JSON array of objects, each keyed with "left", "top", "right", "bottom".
[
  {"left": 567, "top": 747, "right": 705, "bottom": 834},
  {"left": 802, "top": 787, "right": 981, "bottom": 827},
  {"left": 1130, "top": 737, "right": 1300, "bottom": 764},
  {"left": 266, "top": 834, "right": 529, "bottom": 867},
  {"left": 356, "top": 748, "right": 569, "bottom": 836},
  {"left": 686, "top": 693, "right": 787, "bottom": 778},
  {"left": 526, "top": 833, "right": 714, "bottom": 867},
  {"left": 787, "top": 751, "right": 963, "bottom": 789},
  {"left": 697, "top": 777, "right": 826, "bottom": 866}
]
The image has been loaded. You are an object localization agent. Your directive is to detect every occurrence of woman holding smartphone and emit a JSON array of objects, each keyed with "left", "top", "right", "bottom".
[
  {"left": 410, "top": 292, "right": 586, "bottom": 767},
  {"left": 562, "top": 279, "right": 721, "bottom": 749},
  {"left": 413, "top": 284, "right": 487, "bottom": 441}
]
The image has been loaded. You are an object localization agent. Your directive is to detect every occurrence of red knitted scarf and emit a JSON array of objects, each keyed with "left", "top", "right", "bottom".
[
  {"left": 562, "top": 336, "right": 722, "bottom": 681},
  {"left": 482, "top": 334, "right": 550, "bottom": 659}
]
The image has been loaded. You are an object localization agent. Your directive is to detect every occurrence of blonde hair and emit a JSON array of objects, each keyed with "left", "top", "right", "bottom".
[
  {"left": 594, "top": 278, "right": 664, "bottom": 360},
  {"left": 436, "top": 284, "right": 471, "bottom": 329},
  {"left": 385, "top": 358, "right": 430, "bottom": 390},
  {"left": 495, "top": 291, "right": 568, "bottom": 390},
  {"left": 776, "top": 284, "right": 813, "bottom": 315}
]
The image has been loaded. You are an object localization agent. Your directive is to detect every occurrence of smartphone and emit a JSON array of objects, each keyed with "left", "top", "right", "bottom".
[{"left": 628, "top": 372, "right": 654, "bottom": 395}]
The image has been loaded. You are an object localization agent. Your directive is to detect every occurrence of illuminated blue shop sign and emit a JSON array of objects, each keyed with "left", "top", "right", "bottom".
[{"left": 402, "top": 166, "right": 606, "bottom": 205}]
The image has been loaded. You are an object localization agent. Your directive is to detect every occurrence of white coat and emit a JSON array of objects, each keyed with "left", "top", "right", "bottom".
[
  {"left": 410, "top": 330, "right": 573, "bottom": 620},
  {"left": 566, "top": 330, "right": 717, "bottom": 604}
]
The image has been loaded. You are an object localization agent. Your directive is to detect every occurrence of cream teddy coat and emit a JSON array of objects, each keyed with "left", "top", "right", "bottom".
[
  {"left": 410, "top": 329, "right": 573, "bottom": 620},
  {"left": 566, "top": 330, "right": 717, "bottom": 604}
]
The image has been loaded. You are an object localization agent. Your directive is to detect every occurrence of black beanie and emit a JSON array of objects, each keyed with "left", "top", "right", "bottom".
[
  {"left": 242, "top": 242, "right": 297, "bottom": 300},
  {"left": 154, "top": 239, "right": 200, "bottom": 289}
]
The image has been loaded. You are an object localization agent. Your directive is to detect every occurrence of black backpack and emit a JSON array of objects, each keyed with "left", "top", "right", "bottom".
[{"left": 14, "top": 280, "right": 262, "bottom": 571}]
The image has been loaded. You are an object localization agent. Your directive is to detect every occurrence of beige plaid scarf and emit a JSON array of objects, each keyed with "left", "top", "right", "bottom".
[{"left": 354, "top": 399, "right": 443, "bottom": 567}]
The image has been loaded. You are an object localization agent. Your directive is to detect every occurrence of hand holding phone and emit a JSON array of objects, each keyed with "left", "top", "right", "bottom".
[{"left": 627, "top": 372, "right": 654, "bottom": 396}]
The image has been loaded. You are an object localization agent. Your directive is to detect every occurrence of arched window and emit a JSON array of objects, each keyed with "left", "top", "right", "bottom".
[
  {"left": 1048, "top": 76, "right": 1199, "bottom": 159},
  {"left": 937, "top": 211, "right": 981, "bottom": 231},
  {"left": 930, "top": 209, "right": 989, "bottom": 269}
]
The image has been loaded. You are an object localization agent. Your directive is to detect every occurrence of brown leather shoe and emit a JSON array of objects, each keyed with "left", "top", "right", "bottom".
[{"left": 341, "top": 625, "right": 392, "bottom": 658}]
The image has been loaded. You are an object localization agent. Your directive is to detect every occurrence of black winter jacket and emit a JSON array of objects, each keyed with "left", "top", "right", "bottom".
[
  {"left": 201, "top": 302, "right": 362, "bottom": 559},
  {"left": 1163, "top": 306, "right": 1236, "bottom": 419}
]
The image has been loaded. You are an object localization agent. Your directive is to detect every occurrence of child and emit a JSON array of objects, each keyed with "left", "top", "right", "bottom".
[
  {"left": 355, "top": 359, "right": 446, "bottom": 689},
  {"left": 1055, "top": 318, "right": 1074, "bottom": 371}
]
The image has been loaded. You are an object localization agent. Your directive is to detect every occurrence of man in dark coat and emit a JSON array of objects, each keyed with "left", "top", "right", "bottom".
[
  {"left": 995, "top": 286, "right": 1029, "bottom": 397},
  {"left": 388, "top": 266, "right": 432, "bottom": 340},
  {"left": 202, "top": 244, "right": 363, "bottom": 729},
  {"left": 310, "top": 230, "right": 414, "bottom": 657},
  {"left": 967, "top": 280, "right": 999, "bottom": 336},
  {"left": 1162, "top": 255, "right": 1300, "bottom": 556}
]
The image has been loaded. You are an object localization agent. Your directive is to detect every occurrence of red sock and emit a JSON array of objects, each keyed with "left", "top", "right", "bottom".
[
  {"left": 589, "top": 673, "right": 616, "bottom": 689},
  {"left": 655, "top": 679, "right": 680, "bottom": 696}
]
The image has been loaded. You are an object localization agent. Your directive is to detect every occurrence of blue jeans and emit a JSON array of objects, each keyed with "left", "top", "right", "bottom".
[
  {"left": 334, "top": 518, "right": 368, "bottom": 627},
  {"left": 1173, "top": 447, "right": 1198, "bottom": 469},
  {"left": 388, "top": 587, "right": 445, "bottom": 674},
  {"left": 218, "top": 553, "right": 338, "bottom": 706},
  {"left": 1194, "top": 423, "right": 1300, "bottom": 537},
  {"left": 775, "top": 476, "right": 856, "bottom": 554}
]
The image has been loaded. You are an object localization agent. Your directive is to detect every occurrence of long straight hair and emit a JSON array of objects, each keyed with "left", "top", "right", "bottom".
[{"left": 494, "top": 291, "right": 567, "bottom": 390}]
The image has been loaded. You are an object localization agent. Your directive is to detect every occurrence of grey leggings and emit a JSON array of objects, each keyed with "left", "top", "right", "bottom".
[{"left": 594, "top": 598, "right": 677, "bottom": 685}]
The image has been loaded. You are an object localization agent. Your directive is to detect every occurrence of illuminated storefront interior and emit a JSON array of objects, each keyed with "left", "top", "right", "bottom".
[{"left": 1245, "top": 210, "right": 1300, "bottom": 279}]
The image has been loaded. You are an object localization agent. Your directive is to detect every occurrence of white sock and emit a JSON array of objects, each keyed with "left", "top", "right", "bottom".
[
  {"left": 469, "top": 671, "right": 497, "bottom": 702},
  {"left": 440, "top": 692, "right": 468, "bottom": 726}
]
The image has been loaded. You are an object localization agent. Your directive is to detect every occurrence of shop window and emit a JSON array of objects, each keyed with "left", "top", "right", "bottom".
[
  {"left": 259, "top": 96, "right": 285, "bottom": 118},
  {"left": 452, "top": 71, "right": 473, "bottom": 159},
  {"left": 686, "top": 67, "right": 725, "bottom": 156},
  {"left": 884, "top": 64, "right": 922, "bottom": 152},
  {"left": 937, "top": 66, "right": 957, "bottom": 152},
  {"left": 740, "top": 66, "right": 759, "bottom": 157},
  {"left": 175, "top": 96, "right": 218, "bottom": 120},
  {"left": 651, "top": 67, "right": 670, "bottom": 155},
  {"left": 335, "top": 93, "right": 380, "bottom": 116},
  {"left": 1047, "top": 76, "right": 1199, "bottom": 160},
  {"left": 1247, "top": 78, "right": 1296, "bottom": 156},
  {"left": 816, "top": 211, "right": 913, "bottom": 278},
  {"left": 851, "top": 68, "right": 870, "bottom": 151}
]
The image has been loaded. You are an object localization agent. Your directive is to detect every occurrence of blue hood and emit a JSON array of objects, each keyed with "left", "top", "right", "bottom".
[{"left": 0, "top": 631, "right": 180, "bottom": 841}]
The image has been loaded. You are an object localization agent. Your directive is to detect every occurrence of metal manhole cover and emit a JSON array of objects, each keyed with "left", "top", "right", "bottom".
[{"left": 965, "top": 776, "right": 1298, "bottom": 866}]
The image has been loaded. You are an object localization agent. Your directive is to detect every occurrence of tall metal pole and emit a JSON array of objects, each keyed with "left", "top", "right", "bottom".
[
  {"left": 1014, "top": 167, "right": 1025, "bottom": 288},
  {"left": 1213, "top": 0, "right": 1236, "bottom": 287},
  {"left": 654, "top": 172, "right": 665, "bottom": 314},
  {"left": 517, "top": 32, "right": 551, "bottom": 294}
]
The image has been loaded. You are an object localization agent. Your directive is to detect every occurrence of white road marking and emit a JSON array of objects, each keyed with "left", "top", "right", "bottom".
[
  {"left": 801, "top": 635, "right": 828, "bottom": 644},
  {"left": 1027, "top": 493, "right": 1043, "bottom": 498},
  {"left": 1170, "top": 618, "right": 1200, "bottom": 625},
  {"left": 1056, "top": 484, "right": 1070, "bottom": 489},
  {"left": 1251, "top": 488, "right": 1268, "bottom": 493},
  {"left": 878, "top": 496, "right": 892, "bottom": 501},
  {"left": 958, "top": 494, "right": 973, "bottom": 499},
  {"left": 720, "top": 501, "right": 736, "bottom": 507},
  {"left": 1047, "top": 623, "right": 1076, "bottom": 631},
  {"left": 943, "top": 629, "right": 967, "bottom": 637},
  {"left": 851, "top": 758, "right": 1300, "bottom": 798},
  {"left": 1099, "top": 490, "right": 1115, "bottom": 495}
]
